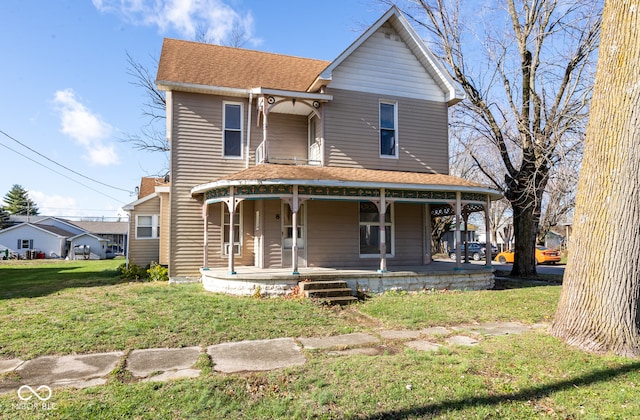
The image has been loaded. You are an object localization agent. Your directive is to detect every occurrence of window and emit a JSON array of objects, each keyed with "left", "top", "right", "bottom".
[
  {"left": 380, "top": 101, "right": 397, "bottom": 157},
  {"left": 283, "top": 203, "right": 305, "bottom": 250},
  {"left": 17, "top": 239, "right": 33, "bottom": 249},
  {"left": 359, "top": 202, "right": 393, "bottom": 256},
  {"left": 223, "top": 204, "right": 242, "bottom": 255},
  {"left": 136, "top": 215, "right": 159, "bottom": 239},
  {"left": 223, "top": 102, "right": 243, "bottom": 157}
]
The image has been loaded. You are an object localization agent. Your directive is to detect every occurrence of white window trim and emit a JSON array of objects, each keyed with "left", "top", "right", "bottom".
[
  {"left": 17, "top": 239, "right": 33, "bottom": 249},
  {"left": 282, "top": 202, "right": 306, "bottom": 250},
  {"left": 135, "top": 214, "right": 159, "bottom": 239},
  {"left": 223, "top": 101, "right": 244, "bottom": 159},
  {"left": 359, "top": 202, "right": 395, "bottom": 258},
  {"left": 379, "top": 100, "right": 399, "bottom": 159},
  {"left": 222, "top": 203, "right": 242, "bottom": 256}
]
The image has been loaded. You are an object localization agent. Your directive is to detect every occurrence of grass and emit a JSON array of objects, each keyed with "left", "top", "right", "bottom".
[
  {"left": 0, "top": 259, "right": 362, "bottom": 359},
  {"left": 1, "top": 259, "right": 639, "bottom": 419}
]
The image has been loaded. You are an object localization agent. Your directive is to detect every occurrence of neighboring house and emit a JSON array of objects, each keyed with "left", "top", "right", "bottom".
[
  {"left": 123, "top": 177, "right": 170, "bottom": 267},
  {"left": 71, "top": 220, "right": 128, "bottom": 255},
  {"left": 0, "top": 216, "right": 110, "bottom": 259},
  {"left": 126, "top": 6, "right": 501, "bottom": 288}
]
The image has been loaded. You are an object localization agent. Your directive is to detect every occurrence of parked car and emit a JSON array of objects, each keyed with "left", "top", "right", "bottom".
[
  {"left": 449, "top": 243, "right": 486, "bottom": 261},
  {"left": 478, "top": 242, "right": 498, "bottom": 255},
  {"left": 494, "top": 246, "right": 561, "bottom": 264}
]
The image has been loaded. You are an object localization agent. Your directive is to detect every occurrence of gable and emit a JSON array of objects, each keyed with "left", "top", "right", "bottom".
[{"left": 328, "top": 23, "right": 444, "bottom": 101}]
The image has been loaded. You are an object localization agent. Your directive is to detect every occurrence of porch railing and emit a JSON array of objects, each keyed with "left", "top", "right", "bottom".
[{"left": 254, "top": 140, "right": 321, "bottom": 166}]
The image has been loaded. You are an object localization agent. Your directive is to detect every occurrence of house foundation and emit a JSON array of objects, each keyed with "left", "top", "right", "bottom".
[{"left": 200, "top": 262, "right": 494, "bottom": 297}]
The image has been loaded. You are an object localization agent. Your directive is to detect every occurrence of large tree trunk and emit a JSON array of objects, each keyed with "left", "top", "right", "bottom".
[
  {"left": 511, "top": 201, "right": 537, "bottom": 276},
  {"left": 551, "top": 1, "right": 640, "bottom": 357}
]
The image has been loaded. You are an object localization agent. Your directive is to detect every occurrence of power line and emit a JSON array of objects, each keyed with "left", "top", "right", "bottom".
[
  {"left": 0, "top": 140, "right": 128, "bottom": 204},
  {"left": 0, "top": 129, "right": 134, "bottom": 193}
]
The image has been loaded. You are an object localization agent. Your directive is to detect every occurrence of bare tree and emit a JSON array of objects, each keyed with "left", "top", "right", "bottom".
[
  {"left": 551, "top": 1, "right": 640, "bottom": 357},
  {"left": 536, "top": 158, "right": 579, "bottom": 244},
  {"left": 125, "top": 51, "right": 169, "bottom": 154},
  {"left": 123, "top": 21, "right": 252, "bottom": 163},
  {"left": 391, "top": 0, "right": 601, "bottom": 276}
]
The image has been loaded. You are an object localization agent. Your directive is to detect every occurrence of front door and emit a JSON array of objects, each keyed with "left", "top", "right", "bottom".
[{"left": 282, "top": 202, "right": 306, "bottom": 268}]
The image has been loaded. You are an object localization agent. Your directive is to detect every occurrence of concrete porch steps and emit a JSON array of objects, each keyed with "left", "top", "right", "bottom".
[{"left": 299, "top": 280, "right": 358, "bottom": 305}]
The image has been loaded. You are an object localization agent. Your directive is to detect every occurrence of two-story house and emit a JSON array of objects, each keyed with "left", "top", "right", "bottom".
[{"left": 125, "top": 6, "right": 501, "bottom": 295}]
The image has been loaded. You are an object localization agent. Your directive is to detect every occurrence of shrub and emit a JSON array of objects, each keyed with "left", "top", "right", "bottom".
[
  {"left": 147, "top": 262, "right": 169, "bottom": 282},
  {"left": 118, "top": 262, "right": 148, "bottom": 280}
]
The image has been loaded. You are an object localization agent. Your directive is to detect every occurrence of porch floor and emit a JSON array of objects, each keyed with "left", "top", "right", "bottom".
[{"left": 199, "top": 260, "right": 495, "bottom": 296}]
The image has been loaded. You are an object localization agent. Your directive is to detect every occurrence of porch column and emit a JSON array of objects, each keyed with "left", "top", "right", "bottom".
[
  {"left": 463, "top": 211, "right": 470, "bottom": 263},
  {"left": 225, "top": 189, "right": 239, "bottom": 275},
  {"left": 485, "top": 196, "right": 492, "bottom": 267},
  {"left": 378, "top": 188, "right": 387, "bottom": 273},
  {"left": 291, "top": 186, "right": 299, "bottom": 275},
  {"left": 424, "top": 203, "right": 432, "bottom": 264},
  {"left": 202, "top": 203, "right": 209, "bottom": 268},
  {"left": 320, "top": 104, "right": 325, "bottom": 166},
  {"left": 455, "top": 192, "right": 462, "bottom": 268},
  {"left": 262, "top": 96, "right": 269, "bottom": 163}
]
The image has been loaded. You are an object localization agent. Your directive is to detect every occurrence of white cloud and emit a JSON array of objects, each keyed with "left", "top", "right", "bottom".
[
  {"left": 93, "top": 0, "right": 258, "bottom": 46},
  {"left": 29, "top": 191, "right": 81, "bottom": 217},
  {"left": 53, "top": 88, "right": 119, "bottom": 166}
]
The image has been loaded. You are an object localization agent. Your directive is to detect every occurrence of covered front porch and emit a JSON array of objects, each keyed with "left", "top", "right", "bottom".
[
  {"left": 190, "top": 164, "right": 502, "bottom": 296},
  {"left": 199, "top": 261, "right": 495, "bottom": 297}
]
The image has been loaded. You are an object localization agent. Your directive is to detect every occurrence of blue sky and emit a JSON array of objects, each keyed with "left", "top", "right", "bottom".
[{"left": 0, "top": 0, "right": 386, "bottom": 219}]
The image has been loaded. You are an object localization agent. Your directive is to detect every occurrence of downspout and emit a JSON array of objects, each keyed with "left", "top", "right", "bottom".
[
  {"left": 246, "top": 92, "right": 253, "bottom": 168},
  {"left": 125, "top": 212, "right": 131, "bottom": 269}
]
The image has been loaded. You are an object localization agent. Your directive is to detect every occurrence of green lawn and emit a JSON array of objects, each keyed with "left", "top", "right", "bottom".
[{"left": 1, "top": 259, "right": 639, "bottom": 419}]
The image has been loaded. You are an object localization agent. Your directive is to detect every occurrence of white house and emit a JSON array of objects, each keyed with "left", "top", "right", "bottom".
[{"left": 0, "top": 217, "right": 111, "bottom": 260}]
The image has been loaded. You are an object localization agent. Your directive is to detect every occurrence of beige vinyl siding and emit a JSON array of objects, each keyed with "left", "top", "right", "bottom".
[
  {"left": 306, "top": 201, "right": 362, "bottom": 267},
  {"left": 323, "top": 88, "right": 449, "bottom": 174},
  {"left": 305, "top": 201, "right": 425, "bottom": 267},
  {"left": 392, "top": 203, "right": 425, "bottom": 265},
  {"left": 129, "top": 197, "right": 160, "bottom": 267},
  {"left": 170, "top": 92, "right": 254, "bottom": 279},
  {"left": 329, "top": 24, "right": 445, "bottom": 101},
  {"left": 266, "top": 113, "right": 308, "bottom": 163},
  {"left": 158, "top": 191, "right": 170, "bottom": 266}
]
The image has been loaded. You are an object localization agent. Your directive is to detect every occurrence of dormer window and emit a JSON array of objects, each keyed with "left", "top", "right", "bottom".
[
  {"left": 223, "top": 102, "right": 243, "bottom": 158},
  {"left": 379, "top": 101, "right": 398, "bottom": 158}
]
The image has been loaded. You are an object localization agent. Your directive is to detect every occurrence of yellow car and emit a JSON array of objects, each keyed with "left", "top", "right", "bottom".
[{"left": 495, "top": 246, "right": 561, "bottom": 265}]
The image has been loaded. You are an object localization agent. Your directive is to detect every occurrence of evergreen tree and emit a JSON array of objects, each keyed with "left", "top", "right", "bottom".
[
  {"left": 3, "top": 184, "right": 39, "bottom": 215},
  {"left": 0, "top": 207, "right": 9, "bottom": 229}
]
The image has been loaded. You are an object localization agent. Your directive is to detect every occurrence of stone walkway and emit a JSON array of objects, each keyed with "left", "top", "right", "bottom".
[{"left": 0, "top": 321, "right": 546, "bottom": 395}]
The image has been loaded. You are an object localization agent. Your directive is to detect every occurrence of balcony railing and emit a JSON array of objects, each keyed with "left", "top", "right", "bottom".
[{"left": 254, "top": 140, "right": 321, "bottom": 166}]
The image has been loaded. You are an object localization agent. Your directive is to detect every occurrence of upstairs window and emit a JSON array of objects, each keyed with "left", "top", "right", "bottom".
[
  {"left": 223, "top": 103, "right": 243, "bottom": 158},
  {"left": 380, "top": 101, "right": 397, "bottom": 157}
]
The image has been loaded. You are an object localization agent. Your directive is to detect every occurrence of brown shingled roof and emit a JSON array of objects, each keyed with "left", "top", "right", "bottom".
[
  {"left": 216, "top": 164, "right": 484, "bottom": 188},
  {"left": 156, "top": 38, "right": 330, "bottom": 92},
  {"left": 139, "top": 177, "right": 169, "bottom": 199}
]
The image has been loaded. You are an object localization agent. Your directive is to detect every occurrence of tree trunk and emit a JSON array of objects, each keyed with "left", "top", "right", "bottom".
[
  {"left": 551, "top": 1, "right": 640, "bottom": 357},
  {"left": 510, "top": 199, "right": 537, "bottom": 276}
]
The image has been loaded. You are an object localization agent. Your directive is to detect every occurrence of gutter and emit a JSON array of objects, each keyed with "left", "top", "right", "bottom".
[{"left": 191, "top": 178, "right": 502, "bottom": 200}]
